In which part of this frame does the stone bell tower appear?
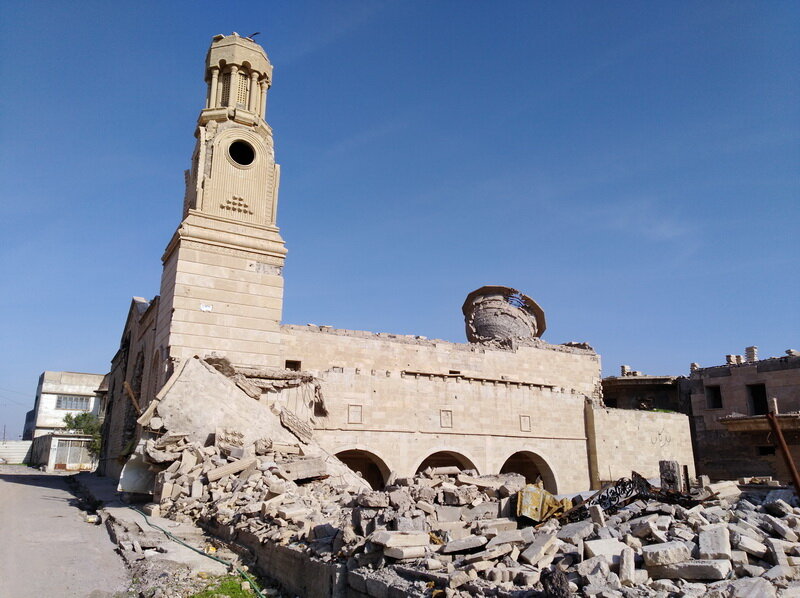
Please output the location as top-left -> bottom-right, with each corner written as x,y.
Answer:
155,33 -> 286,370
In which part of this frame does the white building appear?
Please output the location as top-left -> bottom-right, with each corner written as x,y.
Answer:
23,371 -> 105,440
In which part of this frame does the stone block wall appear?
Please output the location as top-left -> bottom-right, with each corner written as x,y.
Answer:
585,405 -> 695,489
278,325 -> 601,494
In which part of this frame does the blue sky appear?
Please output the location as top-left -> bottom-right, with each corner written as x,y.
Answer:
0,2 -> 797,438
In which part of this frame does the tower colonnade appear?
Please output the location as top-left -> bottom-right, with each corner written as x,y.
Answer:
206,63 -> 270,117
203,33 -> 273,119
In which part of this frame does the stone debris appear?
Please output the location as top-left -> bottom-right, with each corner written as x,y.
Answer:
129,361 -> 800,596
136,425 -> 800,597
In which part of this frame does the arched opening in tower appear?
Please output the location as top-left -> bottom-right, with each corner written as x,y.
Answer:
499,451 -> 557,493
335,450 -> 389,490
415,451 -> 477,474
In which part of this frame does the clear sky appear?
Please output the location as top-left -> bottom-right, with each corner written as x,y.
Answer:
0,2 -> 797,439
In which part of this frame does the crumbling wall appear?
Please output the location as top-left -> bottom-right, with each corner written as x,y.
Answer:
278,325 -> 601,493
689,355 -> 800,480
280,325 -> 600,398
585,404 -> 695,489
99,297 -> 160,479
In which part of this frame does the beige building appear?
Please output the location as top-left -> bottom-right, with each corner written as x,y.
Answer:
688,347 -> 800,481
99,33 -> 694,493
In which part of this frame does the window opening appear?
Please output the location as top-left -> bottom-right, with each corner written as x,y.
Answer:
55,395 -> 91,411
220,72 -> 231,106
705,386 -> 723,409
748,384 -> 768,415
237,72 -> 249,106
229,140 -> 255,166
285,360 -> 301,371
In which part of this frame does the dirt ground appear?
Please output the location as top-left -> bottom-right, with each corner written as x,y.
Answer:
0,464 -> 131,598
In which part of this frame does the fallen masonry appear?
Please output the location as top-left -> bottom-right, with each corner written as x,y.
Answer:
116,358 -> 800,596
133,437 -> 800,597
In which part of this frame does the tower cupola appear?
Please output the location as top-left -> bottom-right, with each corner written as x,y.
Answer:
203,33 -> 273,123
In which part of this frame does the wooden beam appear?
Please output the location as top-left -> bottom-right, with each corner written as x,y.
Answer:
123,381 -> 142,415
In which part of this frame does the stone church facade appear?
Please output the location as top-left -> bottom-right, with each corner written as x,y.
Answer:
99,34 -> 694,494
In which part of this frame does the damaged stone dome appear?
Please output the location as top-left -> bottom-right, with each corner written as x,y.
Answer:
462,285 -> 546,344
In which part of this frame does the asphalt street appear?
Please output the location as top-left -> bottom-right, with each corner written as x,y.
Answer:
0,464 -> 130,598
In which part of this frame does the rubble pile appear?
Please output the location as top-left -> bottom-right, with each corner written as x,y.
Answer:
127,359 -> 800,595
143,434 -> 800,597
148,431 -> 365,551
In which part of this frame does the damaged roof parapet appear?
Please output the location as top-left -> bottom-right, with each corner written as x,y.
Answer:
205,354 -> 327,415
462,285 -> 546,346
280,324 -> 596,355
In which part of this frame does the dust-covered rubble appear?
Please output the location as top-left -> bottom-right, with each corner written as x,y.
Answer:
119,358 -> 800,596
137,432 -> 800,596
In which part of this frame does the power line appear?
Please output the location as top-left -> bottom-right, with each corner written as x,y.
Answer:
0,386 -> 30,397
0,393 -> 30,407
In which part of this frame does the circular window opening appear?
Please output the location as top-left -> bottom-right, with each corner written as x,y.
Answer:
229,140 -> 255,166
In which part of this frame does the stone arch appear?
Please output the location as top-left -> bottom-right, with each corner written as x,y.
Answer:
499,450 -> 558,493
415,450 -> 479,475
335,449 -> 391,490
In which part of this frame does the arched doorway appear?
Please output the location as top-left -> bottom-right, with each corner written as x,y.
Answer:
499,451 -> 557,493
415,451 -> 477,474
335,450 -> 390,490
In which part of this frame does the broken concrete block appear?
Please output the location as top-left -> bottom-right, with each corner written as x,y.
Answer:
642,541 -> 691,566
441,535 -> 487,554
730,549 -> 748,566
647,559 -> 732,581
190,480 -> 204,498
178,451 -> 197,474
631,520 -> 659,539
698,523 -> 732,560
277,504 -> 310,522
766,514 -> 799,542
576,555 -> 611,578
434,504 -> 463,522
651,579 -> 680,593
735,534 -> 768,559
206,457 -> 257,482
705,480 -> 742,502
519,532 -> 557,566
279,457 -> 327,481
623,533 -> 642,551
763,565 -> 797,582
425,558 -> 442,570
462,502 -> 498,521
558,519 -> 594,544
448,570 -> 471,589
477,518 -> 518,535
429,520 -> 471,540
371,531 -> 430,548
415,500 -> 435,515
589,504 -> 606,527
485,529 -> 526,549
357,491 -> 390,508
724,577 -> 777,598
384,545 -> 428,560
764,495 -> 795,515
618,547 -> 635,586
463,543 -> 513,564
584,538 -> 628,566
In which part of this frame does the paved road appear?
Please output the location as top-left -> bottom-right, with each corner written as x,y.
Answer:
0,464 -> 130,598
